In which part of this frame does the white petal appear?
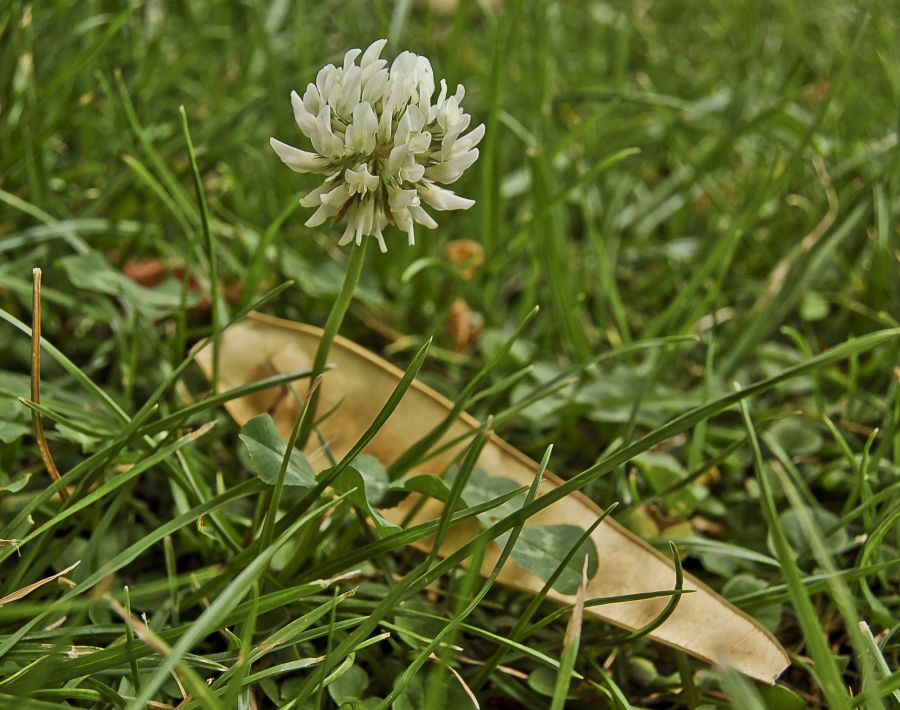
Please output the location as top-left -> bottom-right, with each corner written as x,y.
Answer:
299,182 -> 331,207
343,48 -> 362,71
321,183 -> 350,207
305,184 -> 348,226
337,66 -> 362,116
344,113 -> 376,156
302,83 -> 322,115
466,123 -> 486,146
410,204 -> 438,229
361,39 -> 387,67
436,96 -> 459,131
291,90 -> 318,137
377,95 -> 396,143
305,203 -> 333,227
312,106 -> 343,157
371,217 -> 388,251
400,162 -> 425,183
354,102 -> 378,153
390,51 -> 415,78
396,105 -> 426,146
388,188 -> 419,210
425,148 -> 479,184
435,79 -> 448,106
454,123 -> 485,153
408,131 -> 431,154
387,53 -> 419,108
415,56 -> 435,106
361,60 -> 385,83
312,106 -> 330,152
355,200 -> 375,244
338,213 -> 356,246
392,207 -> 416,246
384,145 -> 409,180
418,182 -> 475,211
361,67 -> 388,104
337,203 -> 359,244
269,137 -> 327,174
316,64 -> 337,97
361,199 -> 375,232
345,164 -> 379,195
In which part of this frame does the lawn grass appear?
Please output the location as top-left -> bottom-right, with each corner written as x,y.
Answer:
1,0 -> 899,707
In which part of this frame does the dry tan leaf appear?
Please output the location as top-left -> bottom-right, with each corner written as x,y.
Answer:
446,239 -> 485,278
121,257 -> 176,287
446,298 -> 483,353
194,312 -> 789,682
0,560 -> 80,606
119,256 -> 245,314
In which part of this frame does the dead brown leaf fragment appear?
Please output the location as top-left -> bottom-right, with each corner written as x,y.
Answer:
446,239 -> 485,278
118,256 -> 244,315
0,560 -> 80,606
446,299 -> 483,352
194,312 -> 789,683
30,268 -> 67,499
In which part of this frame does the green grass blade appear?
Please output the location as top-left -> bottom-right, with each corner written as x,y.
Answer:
738,397 -> 850,709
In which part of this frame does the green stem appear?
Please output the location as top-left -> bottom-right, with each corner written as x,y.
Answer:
298,239 -> 368,447
675,651 -> 700,708
259,376 -> 321,552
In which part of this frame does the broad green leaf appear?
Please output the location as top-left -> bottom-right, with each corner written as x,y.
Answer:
512,525 -> 598,596
758,684 -> 808,710
332,467 -> 400,535
445,465 -> 525,528
0,393 -> 29,444
576,368 -> 703,426
328,665 -> 369,706
0,421 -> 29,444
529,667 -> 571,698
0,473 -> 30,493
349,454 -> 391,506
633,451 -> 701,517
767,419 -> 823,457
391,673 -> 475,710
394,474 -> 453,503
775,506 -> 849,557
282,252 -> 385,307
445,466 -> 598,594
239,414 -> 316,487
59,252 -> 196,318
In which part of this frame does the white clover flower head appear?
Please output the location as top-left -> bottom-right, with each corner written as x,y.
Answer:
270,39 -> 483,252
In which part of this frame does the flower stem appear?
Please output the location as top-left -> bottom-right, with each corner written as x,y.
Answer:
298,239 -> 368,447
